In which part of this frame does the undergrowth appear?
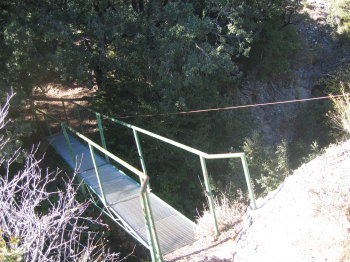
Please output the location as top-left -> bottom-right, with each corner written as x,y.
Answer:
328,85 -> 350,134
195,192 -> 247,239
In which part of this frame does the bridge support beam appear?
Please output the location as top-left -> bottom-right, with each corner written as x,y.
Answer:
240,154 -> 257,210
96,113 -> 109,163
88,143 -> 108,206
133,128 -> 163,262
200,156 -> 220,238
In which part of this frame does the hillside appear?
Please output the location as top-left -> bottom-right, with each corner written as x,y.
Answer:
165,139 -> 350,261
235,139 -> 350,261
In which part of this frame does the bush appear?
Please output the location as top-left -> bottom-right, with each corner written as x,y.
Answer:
241,132 -> 291,197
330,0 -> 350,39
195,192 -> 247,239
0,94 -> 119,261
328,86 -> 350,134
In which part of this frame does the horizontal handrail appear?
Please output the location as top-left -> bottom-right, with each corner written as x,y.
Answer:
34,107 -> 150,193
64,124 -> 149,192
34,103 -> 254,198
205,152 -> 244,159
34,104 -> 165,261
33,99 -> 257,256
66,101 -> 246,159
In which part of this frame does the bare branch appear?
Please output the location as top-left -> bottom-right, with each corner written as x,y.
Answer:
0,93 -> 120,261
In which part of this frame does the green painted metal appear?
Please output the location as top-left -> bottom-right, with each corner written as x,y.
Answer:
96,113 -> 109,162
199,156 -> 219,237
133,129 -> 148,176
61,123 -> 75,164
32,100 -> 257,257
74,105 -> 84,134
30,101 -> 40,130
61,99 -> 69,124
43,114 -> 52,136
64,101 -> 258,218
65,125 -> 148,181
133,128 -> 163,262
70,101 -> 207,156
240,154 -> 257,210
88,143 -> 108,206
140,185 -> 159,262
64,125 -> 162,261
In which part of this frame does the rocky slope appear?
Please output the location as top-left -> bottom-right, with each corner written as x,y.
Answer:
233,139 -> 350,262
166,139 -> 349,262
240,0 -> 350,145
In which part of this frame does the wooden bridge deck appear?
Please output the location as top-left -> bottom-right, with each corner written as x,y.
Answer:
48,133 -> 196,255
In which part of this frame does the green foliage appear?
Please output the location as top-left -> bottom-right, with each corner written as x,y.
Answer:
0,231 -> 22,262
318,63 -> 350,94
289,100 -> 334,168
309,63 -> 350,138
328,86 -> 350,135
240,132 -> 291,197
246,20 -> 300,79
0,0 -> 303,216
330,0 -> 350,39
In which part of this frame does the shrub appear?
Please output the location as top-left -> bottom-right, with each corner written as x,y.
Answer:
241,132 -> 291,197
195,192 -> 247,239
330,0 -> 350,39
0,94 -> 119,261
328,85 -> 350,134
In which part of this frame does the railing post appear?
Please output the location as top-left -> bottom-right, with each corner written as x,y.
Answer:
30,101 -> 40,130
200,156 -> 219,237
240,154 -> 257,210
96,113 -> 109,162
61,123 -> 88,196
61,99 -> 69,124
74,105 -> 84,134
133,128 -> 163,262
43,114 -> 52,136
132,129 -> 148,176
61,123 -> 75,164
140,189 -> 161,262
88,143 -> 108,206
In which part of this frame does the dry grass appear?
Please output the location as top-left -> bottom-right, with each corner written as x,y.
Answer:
328,85 -> 350,134
340,207 -> 350,262
195,192 -> 247,239
341,237 -> 350,262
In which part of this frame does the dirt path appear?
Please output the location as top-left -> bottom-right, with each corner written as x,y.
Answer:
32,84 -> 97,135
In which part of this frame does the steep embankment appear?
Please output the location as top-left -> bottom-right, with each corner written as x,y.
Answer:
233,139 -> 350,262
240,0 -> 350,145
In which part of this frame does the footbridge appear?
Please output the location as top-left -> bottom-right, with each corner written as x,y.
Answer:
31,99 -> 256,262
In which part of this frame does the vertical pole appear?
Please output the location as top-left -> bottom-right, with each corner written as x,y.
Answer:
88,143 -> 107,206
61,123 -> 87,196
75,105 -> 84,134
133,129 -> 148,175
140,190 -> 157,262
30,101 -> 39,127
61,99 -> 69,124
61,123 -> 75,164
240,154 -> 257,210
96,113 -> 109,162
200,156 -> 219,237
44,114 -> 52,136
133,129 -> 163,262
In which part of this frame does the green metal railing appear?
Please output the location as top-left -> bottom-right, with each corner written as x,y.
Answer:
32,99 -> 257,261
33,107 -> 163,262
67,100 -> 257,233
